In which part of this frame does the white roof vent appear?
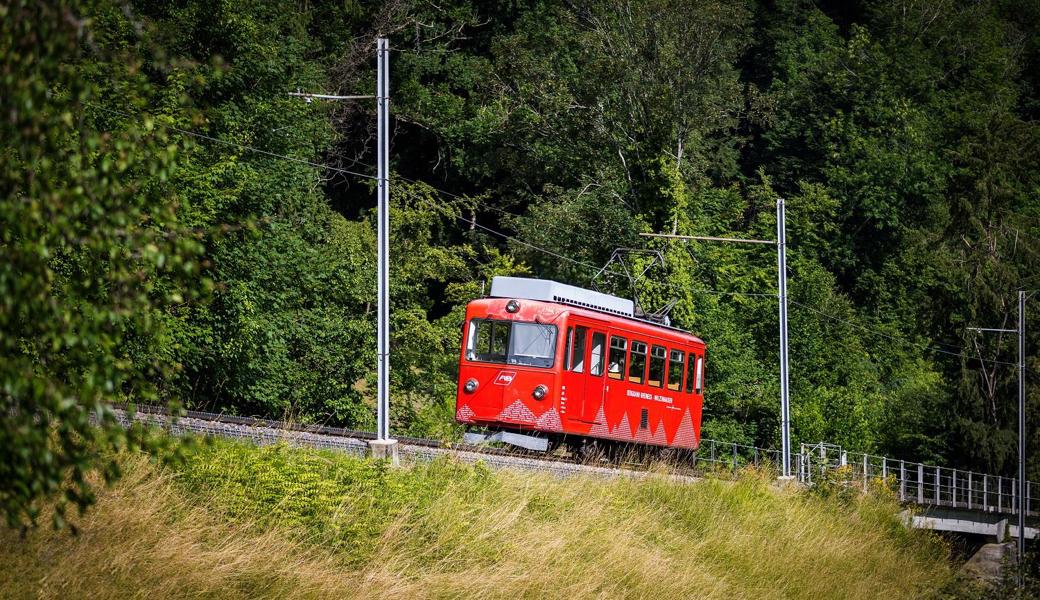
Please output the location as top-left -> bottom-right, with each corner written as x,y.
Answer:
489,276 -> 634,317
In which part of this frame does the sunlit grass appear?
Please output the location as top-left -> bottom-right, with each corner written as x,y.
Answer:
0,440 -> 956,599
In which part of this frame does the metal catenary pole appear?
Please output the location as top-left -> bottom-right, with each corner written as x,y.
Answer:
1017,290 -> 1025,564
640,197 -> 792,477
376,37 -> 391,441
776,198 -> 791,476
968,291 -> 1028,568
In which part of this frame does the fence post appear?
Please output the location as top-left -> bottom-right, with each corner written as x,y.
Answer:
968,473 -> 973,510
918,464 -> 924,504
984,475 -> 988,512
862,454 -> 868,491
1012,478 -> 1017,513
806,446 -> 812,485
882,457 -> 888,481
935,467 -> 940,504
733,444 -> 738,475
999,477 -> 1003,513
900,461 -> 905,502
953,470 -> 957,508
798,444 -> 804,483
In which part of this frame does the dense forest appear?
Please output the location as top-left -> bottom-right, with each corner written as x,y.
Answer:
4,0 -> 1040,523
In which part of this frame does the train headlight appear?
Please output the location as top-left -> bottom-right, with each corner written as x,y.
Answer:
532,384 -> 548,400
506,299 -> 520,313
464,378 -> 479,394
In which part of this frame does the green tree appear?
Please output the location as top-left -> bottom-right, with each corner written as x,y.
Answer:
27,0 -> 1039,480
0,0 -> 204,528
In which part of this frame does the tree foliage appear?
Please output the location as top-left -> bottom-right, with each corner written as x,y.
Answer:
5,0 -> 1040,527
0,0 -> 204,528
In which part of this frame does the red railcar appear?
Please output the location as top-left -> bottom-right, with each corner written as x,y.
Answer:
455,277 -> 705,453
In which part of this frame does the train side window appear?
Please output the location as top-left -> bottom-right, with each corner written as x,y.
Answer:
648,345 -> 666,387
590,332 -> 606,376
685,352 -> 696,393
568,326 -> 587,373
695,354 -> 704,394
607,336 -> 627,380
628,341 -> 647,384
667,349 -> 684,391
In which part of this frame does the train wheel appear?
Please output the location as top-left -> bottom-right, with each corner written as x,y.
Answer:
574,440 -> 606,464
613,443 -> 646,465
656,447 -> 677,465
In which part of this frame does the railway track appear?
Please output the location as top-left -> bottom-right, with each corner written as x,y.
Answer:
110,405 -> 701,482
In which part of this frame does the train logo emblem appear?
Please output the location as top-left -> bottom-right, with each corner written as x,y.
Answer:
494,371 -> 517,385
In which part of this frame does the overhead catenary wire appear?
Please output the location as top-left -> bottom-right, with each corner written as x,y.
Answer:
790,300 -> 1017,367
93,102 -> 1016,369
455,205 -> 1012,367
393,174 -> 781,299
454,208 -> 1017,367
87,103 -> 379,182
454,212 -> 777,299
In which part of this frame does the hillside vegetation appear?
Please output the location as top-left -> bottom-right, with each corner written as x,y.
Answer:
4,0 -> 1040,530
0,440 -> 960,599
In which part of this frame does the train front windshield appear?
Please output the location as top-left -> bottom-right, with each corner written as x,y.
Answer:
466,319 -> 557,368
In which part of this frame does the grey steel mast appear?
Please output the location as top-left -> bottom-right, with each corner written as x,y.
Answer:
968,290 -> 1028,567
376,37 -> 391,442
777,198 -> 791,477
1017,289 -> 1025,565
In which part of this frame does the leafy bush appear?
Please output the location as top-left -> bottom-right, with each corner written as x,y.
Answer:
0,0 -> 205,529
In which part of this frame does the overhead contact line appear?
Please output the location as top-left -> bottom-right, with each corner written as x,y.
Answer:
92,102 -> 1010,367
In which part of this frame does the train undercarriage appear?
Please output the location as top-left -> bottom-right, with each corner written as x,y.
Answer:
463,425 -> 693,464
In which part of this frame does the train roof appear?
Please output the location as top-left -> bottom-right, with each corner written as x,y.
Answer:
490,276 -> 634,317
487,276 -> 702,342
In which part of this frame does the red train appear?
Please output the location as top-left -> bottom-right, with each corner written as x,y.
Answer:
455,277 -> 705,456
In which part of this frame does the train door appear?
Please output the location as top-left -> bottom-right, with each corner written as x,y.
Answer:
560,324 -> 588,421
581,328 -> 608,422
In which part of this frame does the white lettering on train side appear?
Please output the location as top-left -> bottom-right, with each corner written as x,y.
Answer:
624,389 -> 673,404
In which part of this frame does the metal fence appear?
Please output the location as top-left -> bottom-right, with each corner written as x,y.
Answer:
797,442 -> 1037,517
684,438 -> 1037,517
686,438 -> 787,475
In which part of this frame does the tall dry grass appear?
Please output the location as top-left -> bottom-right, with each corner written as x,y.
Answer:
0,442 -> 955,599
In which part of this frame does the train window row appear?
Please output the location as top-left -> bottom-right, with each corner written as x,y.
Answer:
467,319 -> 704,395
567,326 -> 703,395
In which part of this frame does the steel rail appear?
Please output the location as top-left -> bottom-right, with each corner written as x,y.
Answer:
113,404 -> 686,473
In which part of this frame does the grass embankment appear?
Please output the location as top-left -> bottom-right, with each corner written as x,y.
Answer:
1,440 -> 956,599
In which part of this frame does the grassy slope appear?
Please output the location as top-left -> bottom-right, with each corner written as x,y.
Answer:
0,440 -> 957,599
